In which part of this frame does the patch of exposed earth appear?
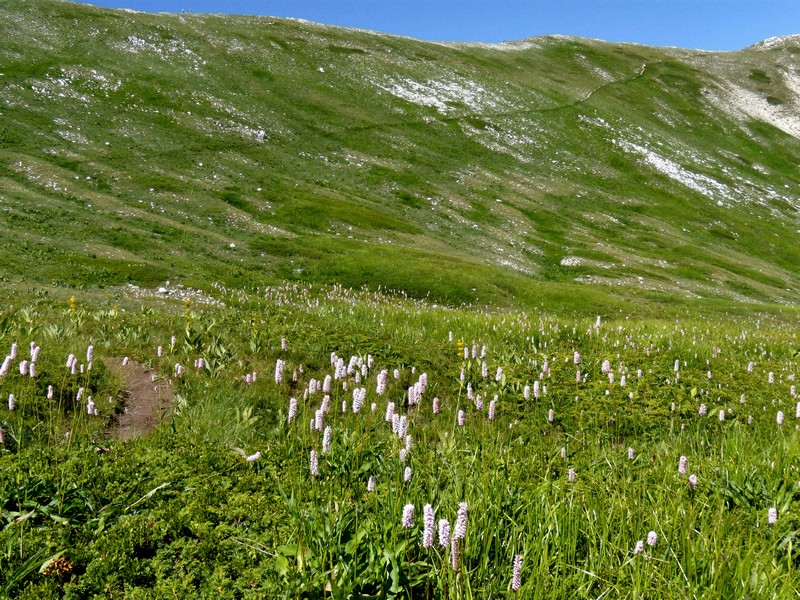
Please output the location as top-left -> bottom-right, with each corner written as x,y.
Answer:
108,359 -> 173,441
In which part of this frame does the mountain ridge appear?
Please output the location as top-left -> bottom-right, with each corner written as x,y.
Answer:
1,0 -> 800,311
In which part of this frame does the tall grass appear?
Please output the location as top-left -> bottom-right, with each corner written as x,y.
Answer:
0,284 -> 799,597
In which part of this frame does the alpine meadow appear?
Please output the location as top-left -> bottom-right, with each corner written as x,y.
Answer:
1,1 -> 800,598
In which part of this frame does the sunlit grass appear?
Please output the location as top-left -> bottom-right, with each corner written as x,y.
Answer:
0,284 -> 798,597
1,1 -> 800,309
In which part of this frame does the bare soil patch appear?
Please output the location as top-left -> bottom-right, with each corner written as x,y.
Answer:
108,359 -> 173,441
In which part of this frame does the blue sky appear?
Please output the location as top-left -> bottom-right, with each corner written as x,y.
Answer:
77,1 -> 799,51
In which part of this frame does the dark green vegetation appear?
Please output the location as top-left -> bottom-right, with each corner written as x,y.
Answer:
1,1 -> 800,310
1,287 -> 800,598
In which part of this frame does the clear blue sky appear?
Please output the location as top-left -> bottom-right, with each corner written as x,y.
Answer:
76,1 -> 799,51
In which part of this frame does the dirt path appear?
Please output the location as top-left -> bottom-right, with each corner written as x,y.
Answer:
108,359 -> 173,441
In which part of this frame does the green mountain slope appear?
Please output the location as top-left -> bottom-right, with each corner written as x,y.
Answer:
2,0 -> 800,309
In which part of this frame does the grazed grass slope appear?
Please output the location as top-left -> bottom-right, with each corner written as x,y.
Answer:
1,1 -> 800,310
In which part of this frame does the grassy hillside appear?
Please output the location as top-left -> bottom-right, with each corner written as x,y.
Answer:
1,1 -> 800,311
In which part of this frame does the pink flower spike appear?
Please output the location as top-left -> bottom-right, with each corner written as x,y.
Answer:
454,502 -> 468,539
322,427 -> 332,454
438,519 -> 450,547
422,504 -> 435,549
450,537 -> 459,572
511,554 -> 523,591
402,504 -> 414,528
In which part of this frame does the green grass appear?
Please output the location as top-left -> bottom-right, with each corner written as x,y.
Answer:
1,9 -> 800,595
0,1 -> 799,311
1,285 -> 799,598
